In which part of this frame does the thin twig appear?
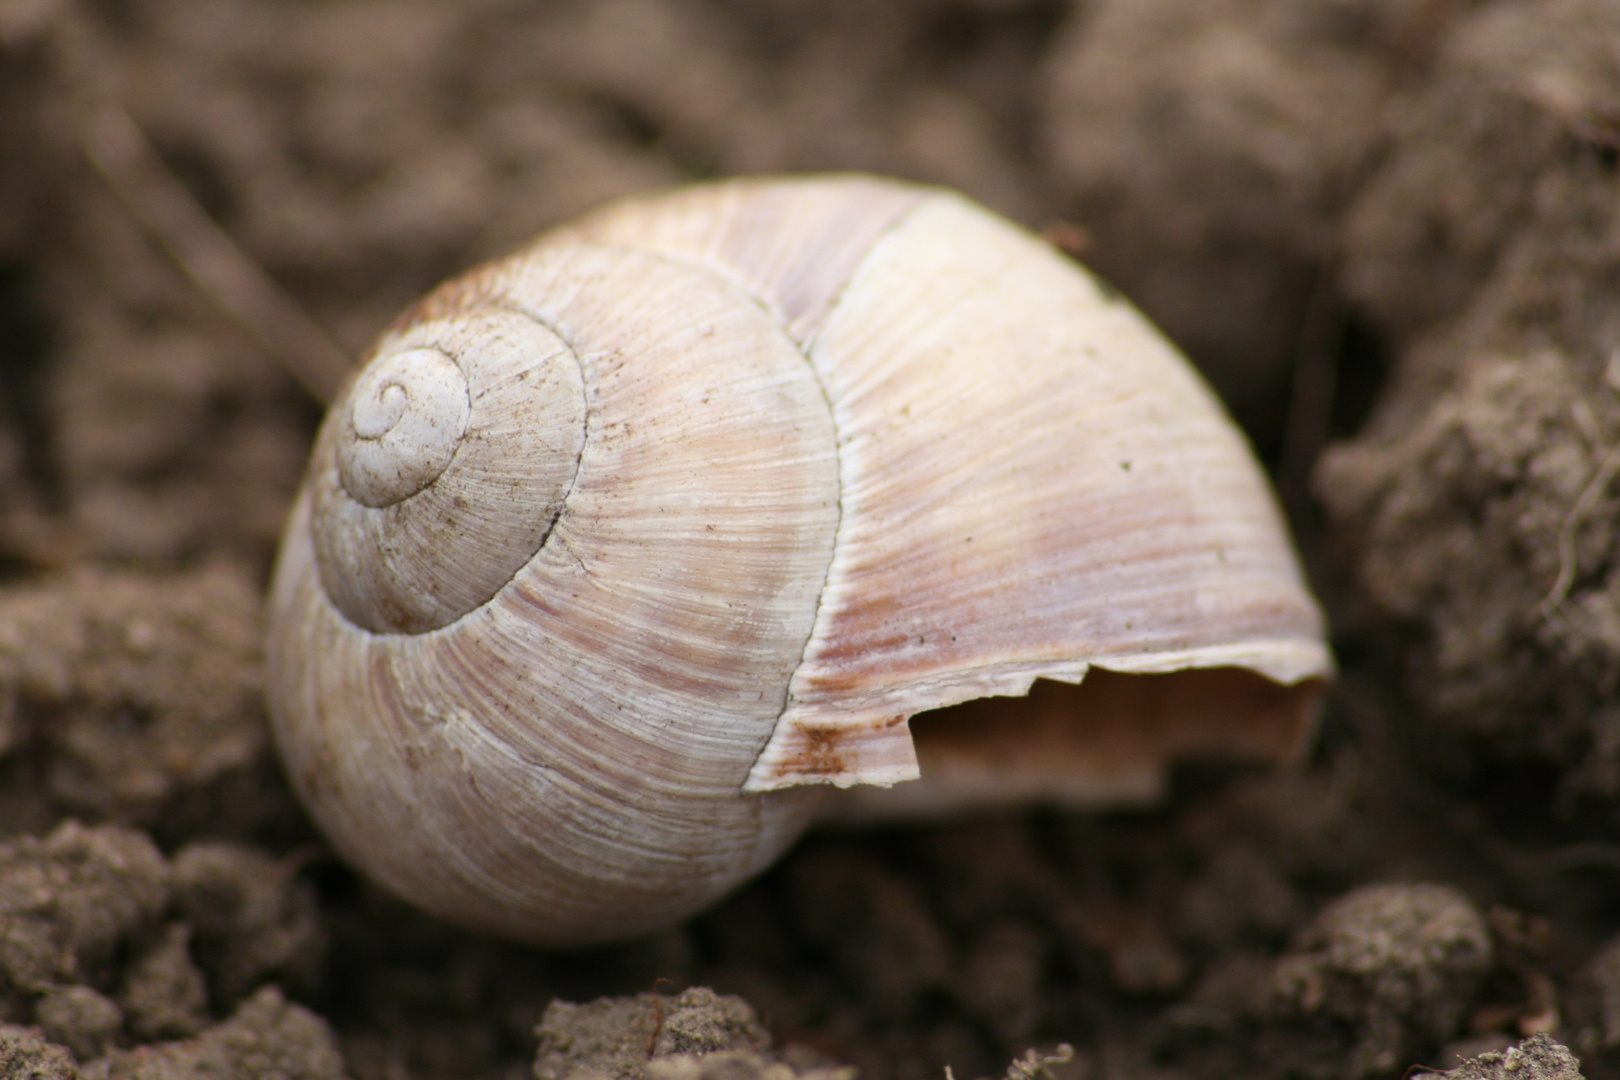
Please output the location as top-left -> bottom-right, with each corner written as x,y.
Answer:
79,102 -> 352,404
1537,437 -> 1620,620
51,2 -> 351,404
1004,1044 -> 1075,1080
645,977 -> 677,1056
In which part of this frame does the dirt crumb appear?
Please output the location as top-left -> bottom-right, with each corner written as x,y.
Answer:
34,986 -> 123,1063
653,988 -> 771,1058
169,842 -> 324,1008
643,1052 -> 853,1080
786,850 -> 953,1015
0,821 -> 169,993
535,987 -> 842,1080
1176,841 -> 1306,946
81,985 -> 346,1080
117,923 -> 210,1042
1341,0 -> 1620,348
1317,351 -> 1617,758
1318,0 -> 1620,798
1274,883 -> 1495,1078
1041,0 -> 1395,441
0,566 -> 280,838
1445,1033 -> 1584,1080
951,920 -> 1046,1042
0,1022 -> 79,1080
1570,935 -> 1620,1056
0,817 -> 341,1069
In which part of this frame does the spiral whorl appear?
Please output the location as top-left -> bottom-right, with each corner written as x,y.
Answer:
308,308 -> 587,634
337,348 -> 471,508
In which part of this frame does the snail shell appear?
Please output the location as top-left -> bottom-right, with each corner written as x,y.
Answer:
266,175 -> 1332,947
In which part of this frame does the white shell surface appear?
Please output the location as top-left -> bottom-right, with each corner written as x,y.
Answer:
270,243 -> 840,944
756,194 -> 1329,789
268,175 -> 1333,946
337,347 -> 471,507
563,175 -> 928,341
311,310 -> 588,633
572,179 -> 1330,792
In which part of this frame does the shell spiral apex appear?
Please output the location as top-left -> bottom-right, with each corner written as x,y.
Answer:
266,174 -> 1333,947
336,347 -> 470,508
310,309 -> 587,634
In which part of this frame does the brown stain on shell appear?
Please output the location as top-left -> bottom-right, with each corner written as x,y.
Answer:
775,714 -> 910,779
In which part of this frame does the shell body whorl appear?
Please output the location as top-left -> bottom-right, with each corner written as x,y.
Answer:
266,175 -> 1332,946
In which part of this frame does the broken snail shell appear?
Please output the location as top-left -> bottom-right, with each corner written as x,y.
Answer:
265,175 -> 1333,948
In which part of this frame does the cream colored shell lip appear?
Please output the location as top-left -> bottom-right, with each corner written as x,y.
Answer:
266,173 -> 1333,947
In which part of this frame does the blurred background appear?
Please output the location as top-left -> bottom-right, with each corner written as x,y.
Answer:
0,0 -> 1416,576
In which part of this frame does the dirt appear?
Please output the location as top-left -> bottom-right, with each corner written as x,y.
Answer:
2,0 -> 1620,1078
1447,1034 -> 1585,1080
1318,0 -> 1620,804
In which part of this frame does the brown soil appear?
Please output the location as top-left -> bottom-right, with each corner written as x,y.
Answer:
1,1 -> 1619,1079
